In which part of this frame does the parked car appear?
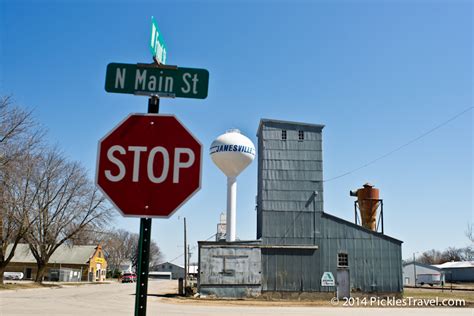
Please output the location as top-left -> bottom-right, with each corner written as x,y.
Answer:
4,272 -> 24,280
121,272 -> 137,283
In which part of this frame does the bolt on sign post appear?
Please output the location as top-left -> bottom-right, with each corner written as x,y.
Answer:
98,16 -> 208,316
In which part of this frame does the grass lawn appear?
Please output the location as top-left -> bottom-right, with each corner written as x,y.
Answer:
404,288 -> 473,304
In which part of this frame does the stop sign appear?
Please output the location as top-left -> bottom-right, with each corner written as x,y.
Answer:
96,114 -> 202,218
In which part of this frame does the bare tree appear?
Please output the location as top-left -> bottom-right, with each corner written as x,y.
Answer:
466,223 -> 474,243
129,235 -> 162,271
103,228 -> 162,274
0,96 -> 44,283
149,240 -> 163,269
25,148 -> 112,282
129,233 -> 140,271
418,249 -> 443,264
461,246 -> 473,261
441,247 -> 463,263
102,229 -> 135,274
67,223 -> 110,246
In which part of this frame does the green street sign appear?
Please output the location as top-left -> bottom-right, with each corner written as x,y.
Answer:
150,17 -> 167,64
105,63 -> 209,99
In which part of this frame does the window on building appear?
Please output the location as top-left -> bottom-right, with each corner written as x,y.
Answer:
298,130 -> 304,141
338,253 -> 349,267
98,252 -> 102,258
281,130 -> 287,140
162,264 -> 165,269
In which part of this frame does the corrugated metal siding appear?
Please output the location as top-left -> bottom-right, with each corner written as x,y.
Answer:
262,170 -> 323,181
261,216 -> 403,293
261,211 -> 314,244
199,246 -> 261,285
262,160 -> 322,170
262,190 -> 320,201
262,180 -> 323,191
256,129 -> 264,239
263,140 -> 322,151
198,244 -> 262,298
443,268 -> 474,282
257,122 -> 324,244
262,248 -> 320,292
316,215 -> 402,293
263,150 -> 323,161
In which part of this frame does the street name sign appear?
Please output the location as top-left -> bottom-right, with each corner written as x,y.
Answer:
150,16 -> 167,64
321,272 -> 335,286
105,63 -> 209,99
96,114 -> 202,218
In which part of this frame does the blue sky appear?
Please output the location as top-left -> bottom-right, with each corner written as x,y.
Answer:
1,0 -> 472,265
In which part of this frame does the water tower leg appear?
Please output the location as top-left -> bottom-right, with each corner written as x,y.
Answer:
226,176 -> 237,242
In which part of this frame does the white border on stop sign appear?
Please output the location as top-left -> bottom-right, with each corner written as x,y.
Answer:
95,113 -> 203,218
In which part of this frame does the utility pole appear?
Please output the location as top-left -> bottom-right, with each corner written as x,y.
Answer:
184,217 -> 187,292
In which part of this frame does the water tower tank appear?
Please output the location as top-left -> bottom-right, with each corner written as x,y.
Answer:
210,129 -> 255,241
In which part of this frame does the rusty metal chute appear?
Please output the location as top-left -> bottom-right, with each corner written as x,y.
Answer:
350,183 -> 384,233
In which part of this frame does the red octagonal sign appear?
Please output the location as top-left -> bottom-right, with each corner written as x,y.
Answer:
96,114 -> 202,218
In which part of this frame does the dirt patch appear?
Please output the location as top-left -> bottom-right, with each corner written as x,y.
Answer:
0,282 -> 60,291
60,281 -> 111,287
158,295 -> 335,307
155,287 -> 473,308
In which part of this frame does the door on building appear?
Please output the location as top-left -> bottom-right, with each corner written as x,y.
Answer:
337,269 -> 350,299
25,268 -> 32,280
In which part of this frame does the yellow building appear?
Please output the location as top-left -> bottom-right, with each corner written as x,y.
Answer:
88,245 -> 107,282
6,244 -> 107,282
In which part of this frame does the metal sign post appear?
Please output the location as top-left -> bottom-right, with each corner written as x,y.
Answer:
135,218 -> 152,316
135,96 -> 159,316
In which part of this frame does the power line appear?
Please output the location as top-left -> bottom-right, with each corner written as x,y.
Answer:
167,232 -> 216,264
324,106 -> 473,183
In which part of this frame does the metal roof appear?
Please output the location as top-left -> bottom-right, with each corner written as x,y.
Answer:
321,212 -> 403,244
403,261 -> 442,271
433,261 -> 474,269
157,261 -> 184,269
8,244 -> 98,265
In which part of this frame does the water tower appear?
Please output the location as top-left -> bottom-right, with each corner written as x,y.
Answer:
210,129 -> 255,242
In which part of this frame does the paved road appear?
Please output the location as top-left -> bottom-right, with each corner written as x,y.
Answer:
0,281 -> 471,316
